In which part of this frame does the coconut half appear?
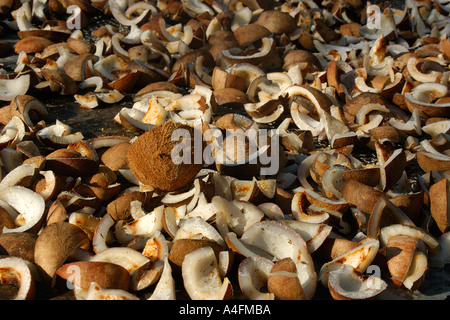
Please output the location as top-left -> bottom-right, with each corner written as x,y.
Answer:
0,75 -> 30,101
84,282 -> 139,300
148,257 -> 176,300
182,246 -> 233,300
327,264 -> 387,300
174,217 -> 226,247
429,232 -> 450,268
240,220 -> 317,299
281,220 -> 332,253
0,256 -> 35,300
319,238 -> 380,286
90,247 -> 150,274
0,186 -> 45,234
379,224 -> 441,255
237,255 -> 275,300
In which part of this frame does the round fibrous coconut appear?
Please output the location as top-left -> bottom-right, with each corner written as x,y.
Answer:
128,121 -> 204,191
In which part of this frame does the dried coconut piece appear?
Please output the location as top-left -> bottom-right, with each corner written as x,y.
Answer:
429,232 -> 450,268
404,83 -> 450,119
429,178 -> 450,233
0,75 -> 31,101
182,246 -> 233,300
56,261 -> 130,293
238,255 -> 275,300
84,282 -> 139,300
267,257 -> 306,300
6,95 -> 48,130
36,120 -> 83,148
386,234 -> 426,289
148,258 -> 176,300
0,256 -> 35,300
240,220 -> 317,300
327,264 -> 387,300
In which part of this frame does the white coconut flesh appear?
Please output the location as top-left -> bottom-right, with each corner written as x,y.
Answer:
0,186 -> 45,233
124,204 -> 164,237
237,256 -> 274,300
148,258 -> 176,300
182,246 -> 231,300
282,220 -> 332,253
0,256 -> 34,300
429,232 -> 450,268
0,163 -> 36,191
92,213 -> 115,253
319,239 -> 380,286
85,282 -> 139,300
328,264 -> 387,299
379,224 -> 441,255
90,247 -> 150,273
0,75 -> 30,101
403,250 -> 428,290
174,217 -> 226,247
240,220 -> 317,300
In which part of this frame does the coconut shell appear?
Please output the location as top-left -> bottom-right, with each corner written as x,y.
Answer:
390,191 -> 424,222
380,149 -> 406,191
34,222 -> 90,283
405,93 -> 450,119
341,167 -> 380,188
17,29 -> 70,42
40,68 -> 78,95
14,36 -> 54,54
267,257 -> 305,300
106,190 -> 152,221
233,23 -> 271,47
66,37 -> 94,55
168,238 -> 225,268
386,235 -> 420,286
255,10 -> 297,35
82,165 -> 117,188
340,23 -> 362,37
56,261 -> 130,291
127,121 -> 204,191
0,232 -> 37,262
208,30 -> 239,60
314,237 -> 360,262
343,93 -> 392,124
341,179 -> 387,214
283,50 -> 322,75
429,178 -> 450,233
417,150 -> 450,173
208,30 -> 238,47
45,199 -> 68,226
297,31 -> 316,51
315,19 -> 339,43
63,53 -> 98,82
0,206 -> 15,233
101,142 -> 131,171
45,148 -> 99,177
211,67 -> 247,92
135,82 -> 179,98
213,88 -> 249,109
171,48 -> 214,74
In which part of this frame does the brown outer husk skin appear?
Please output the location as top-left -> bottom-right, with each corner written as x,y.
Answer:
127,121 -> 204,192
